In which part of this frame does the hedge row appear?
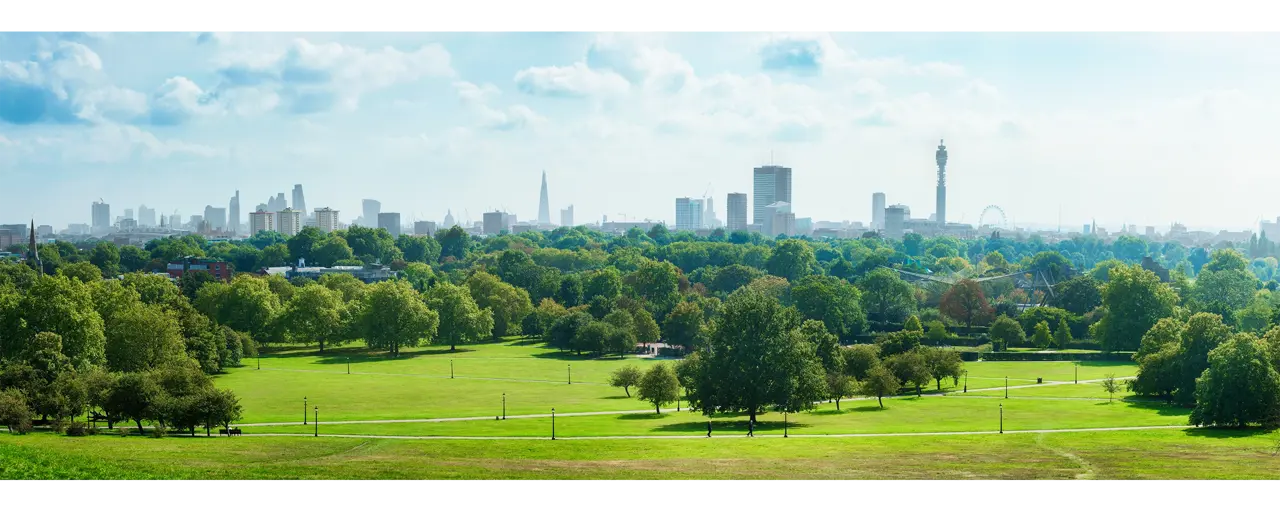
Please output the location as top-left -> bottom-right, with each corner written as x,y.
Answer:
977,351 -> 1136,362
849,333 -> 1102,352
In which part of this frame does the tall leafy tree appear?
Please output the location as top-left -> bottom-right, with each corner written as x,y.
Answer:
939,279 -> 992,327
359,280 -> 439,356
425,281 -> 494,351
1190,333 -> 1280,428
14,275 -> 106,368
310,236 -> 355,267
287,226 -> 326,264
765,239 -> 817,282
637,363 -> 681,414
465,271 -> 532,339
397,234 -> 442,264
434,225 -> 469,263
88,242 -> 120,277
662,301 -> 704,352
1095,264 -> 1177,352
860,366 -> 900,409
858,268 -> 916,323
104,304 -> 187,373
609,365 -> 642,397
1050,275 -> 1102,315
790,275 -> 867,341
277,284 -> 347,352
683,288 -> 827,422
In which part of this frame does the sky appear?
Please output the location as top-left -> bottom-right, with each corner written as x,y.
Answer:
3,31 -> 1280,232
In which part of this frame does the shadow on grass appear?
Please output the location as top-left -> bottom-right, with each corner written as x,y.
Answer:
851,405 -> 888,412
305,347 -> 478,365
530,351 -> 629,362
1115,400 -> 1194,417
651,420 -> 811,433
812,409 -> 852,416
1183,426 -> 1276,439
604,395 -> 633,400
618,413 -> 668,420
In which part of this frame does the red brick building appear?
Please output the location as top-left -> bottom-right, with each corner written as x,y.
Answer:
166,258 -> 232,282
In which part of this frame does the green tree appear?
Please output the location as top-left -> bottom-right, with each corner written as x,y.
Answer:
1203,249 -> 1249,273
1032,320 -> 1053,349
662,301 -> 704,352
1100,373 -> 1121,403
426,281 -> 494,351
841,344 -> 881,380
765,239 -> 817,282
925,321 -> 950,345
118,245 -> 150,273
106,372 -> 162,434
1190,334 -> 1280,427
1050,275 -> 1102,315
709,264 -> 764,295
624,260 -> 681,314
609,365 -> 643,397
682,288 -> 827,423
885,349 -> 932,396
397,234 -> 442,264
258,243 -> 290,268
631,308 -> 661,346
310,236 -> 355,267
104,304 -> 187,373
277,284 -> 347,352
989,315 -> 1025,351
798,319 -> 844,375
858,268 -> 916,323
465,271 -> 532,339
572,321 -> 611,355
637,363 -> 680,414
14,275 -> 106,368
88,242 -> 121,277
0,388 -> 30,432
939,279 -> 992,327
790,275 -> 867,341
194,387 -> 243,437
1174,312 -> 1232,405
287,226 -> 326,264
319,273 -> 367,303
860,365 -> 900,408
194,275 -> 281,339
1095,264 -> 1177,352
1194,265 -> 1258,317
359,280 -> 439,356
434,225 -> 469,262
903,315 -> 923,332
826,372 -> 857,410
921,346 -> 963,390
55,261 -> 100,283
1054,317 -> 1072,349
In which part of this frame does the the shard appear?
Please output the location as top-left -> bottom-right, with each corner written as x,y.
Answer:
538,170 -> 550,225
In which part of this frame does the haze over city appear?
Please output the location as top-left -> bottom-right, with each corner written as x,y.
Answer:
3,32 -> 1280,232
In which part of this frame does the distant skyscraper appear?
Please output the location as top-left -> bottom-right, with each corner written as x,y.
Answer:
229,191 -> 241,234
276,208 -> 302,236
378,212 -> 401,237
414,221 -> 437,236
444,209 -> 456,228
138,205 -> 156,227
885,205 -> 908,239
204,206 -> 227,231
726,193 -> 748,232
292,184 -> 307,219
753,165 -> 792,225
762,202 -> 794,238
249,210 -> 276,235
935,140 -> 948,227
703,197 -> 719,229
675,197 -> 704,232
483,211 -> 511,235
872,192 -> 886,230
561,205 -> 574,227
124,208 -> 135,221
538,170 -> 551,225
168,214 -> 181,230
315,207 -> 340,233
362,199 -> 381,228
92,201 -> 111,231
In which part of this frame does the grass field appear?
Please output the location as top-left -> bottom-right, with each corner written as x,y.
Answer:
4,428 -> 1279,479
5,338 -> 1264,480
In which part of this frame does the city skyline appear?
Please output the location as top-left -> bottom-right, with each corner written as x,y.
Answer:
5,32 -> 1280,232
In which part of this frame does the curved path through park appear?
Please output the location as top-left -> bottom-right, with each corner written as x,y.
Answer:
233,375 -> 1136,428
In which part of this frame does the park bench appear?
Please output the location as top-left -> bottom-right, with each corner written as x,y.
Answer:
219,428 -> 243,436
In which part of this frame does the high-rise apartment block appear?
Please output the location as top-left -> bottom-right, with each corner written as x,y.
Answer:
362,199 -> 381,228
315,207 -> 340,233
292,185 -> 307,219
560,205 -> 574,227
92,201 -> 111,231
378,212 -> 401,237
138,205 -> 156,227
414,221 -> 437,236
249,210 -> 276,235
753,165 -> 792,225
204,206 -> 227,231
277,208 -> 302,236
726,193 -> 748,232
872,192 -> 886,230
229,191 -> 241,234
675,197 -> 704,232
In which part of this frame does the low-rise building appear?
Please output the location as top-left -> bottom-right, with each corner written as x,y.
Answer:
166,257 -> 232,282
284,265 -> 398,284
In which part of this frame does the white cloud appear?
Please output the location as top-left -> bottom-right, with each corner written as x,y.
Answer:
514,63 -> 630,98
454,81 -> 544,131
0,41 -> 147,125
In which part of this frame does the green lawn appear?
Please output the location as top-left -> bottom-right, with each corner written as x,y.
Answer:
4,428 -> 1278,479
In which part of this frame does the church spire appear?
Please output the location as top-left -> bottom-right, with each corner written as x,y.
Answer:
29,219 -> 43,276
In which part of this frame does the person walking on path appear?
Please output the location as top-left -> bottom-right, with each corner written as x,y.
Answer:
747,420 -> 754,437
706,420 -> 712,438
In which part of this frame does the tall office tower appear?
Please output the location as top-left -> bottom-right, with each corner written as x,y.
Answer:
249,210 -> 276,235
443,209 -> 456,228
378,212 -> 401,237
872,192 -> 886,230
703,197 -> 719,228
362,199 -> 381,228
315,207 -> 340,233
168,214 -> 181,229
537,170 -> 551,225
266,193 -> 288,213
762,202 -> 794,238
675,197 -> 704,232
189,215 -> 203,229
124,208 -> 135,221
752,165 -> 792,225
138,205 -> 156,227
935,140 -> 947,227
92,201 -> 111,230
561,205 -> 574,227
726,193 -> 748,232
483,211 -> 510,235
229,191 -> 241,234
203,206 -> 228,231
885,205 -> 908,239
276,208 -> 302,236
292,185 -> 307,219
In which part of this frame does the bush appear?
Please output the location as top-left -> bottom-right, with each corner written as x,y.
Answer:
50,418 -> 70,434
981,351 -> 1136,362
976,343 -> 993,354
66,421 -> 90,437
149,424 -> 167,438
9,418 -> 33,435
116,427 -> 130,437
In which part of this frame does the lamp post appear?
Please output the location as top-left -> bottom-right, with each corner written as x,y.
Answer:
346,357 -> 350,375
567,364 -> 572,385
257,353 -> 260,370
451,359 -> 454,379
784,411 -> 789,438
314,406 -> 318,437
999,403 -> 1003,434
303,396 -> 308,425
964,371 -> 968,393
1074,362 -> 1079,384
1005,376 -> 1008,399
551,408 -> 556,440
677,388 -> 681,412
502,393 -> 506,420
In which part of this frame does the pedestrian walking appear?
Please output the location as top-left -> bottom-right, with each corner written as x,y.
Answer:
706,420 -> 712,438
747,420 -> 754,437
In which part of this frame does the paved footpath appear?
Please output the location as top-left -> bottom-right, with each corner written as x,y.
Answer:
234,376 -> 1138,428
241,424 -> 1191,441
